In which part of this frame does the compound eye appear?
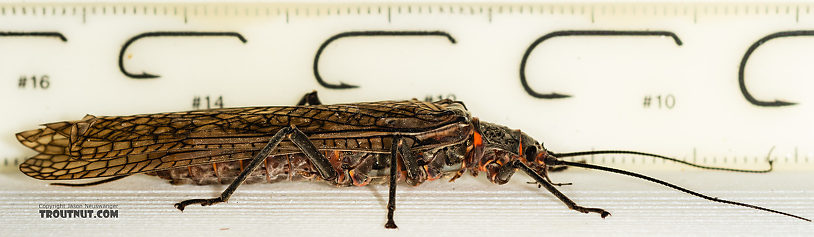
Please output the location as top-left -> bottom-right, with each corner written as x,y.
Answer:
524,145 -> 538,162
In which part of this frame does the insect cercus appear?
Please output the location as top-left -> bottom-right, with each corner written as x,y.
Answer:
15,91 -> 810,228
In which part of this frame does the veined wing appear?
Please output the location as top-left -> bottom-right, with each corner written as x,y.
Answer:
16,100 -> 467,180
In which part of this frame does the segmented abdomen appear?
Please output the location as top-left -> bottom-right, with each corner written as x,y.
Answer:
150,151 -> 382,186
149,144 -> 466,186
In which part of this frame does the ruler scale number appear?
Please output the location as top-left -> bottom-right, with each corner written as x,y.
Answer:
2,3 -> 814,169
17,75 -> 50,90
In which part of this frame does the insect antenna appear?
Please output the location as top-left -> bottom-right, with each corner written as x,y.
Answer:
51,175 -> 130,187
543,157 -> 811,222
550,150 -> 773,173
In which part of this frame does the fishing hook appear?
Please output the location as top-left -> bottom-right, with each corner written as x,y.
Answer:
118,31 -> 247,79
313,30 -> 457,89
738,30 -> 814,107
0,31 -> 67,41
520,30 -> 683,99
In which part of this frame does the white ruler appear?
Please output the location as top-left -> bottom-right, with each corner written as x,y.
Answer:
0,2 -> 812,236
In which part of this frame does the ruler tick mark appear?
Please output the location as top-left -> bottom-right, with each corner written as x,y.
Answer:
795,147 -> 798,163
591,7 -> 595,23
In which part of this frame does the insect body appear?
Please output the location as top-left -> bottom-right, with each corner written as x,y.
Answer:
15,92 -> 810,228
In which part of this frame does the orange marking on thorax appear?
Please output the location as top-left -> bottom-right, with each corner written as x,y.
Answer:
473,130 -> 483,147
517,133 -> 527,163
239,160 -> 244,172
473,130 -> 488,171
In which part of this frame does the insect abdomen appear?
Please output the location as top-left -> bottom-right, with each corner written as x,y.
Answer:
149,151 -> 383,186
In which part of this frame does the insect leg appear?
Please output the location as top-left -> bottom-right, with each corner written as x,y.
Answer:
296,91 -> 322,105
287,127 -> 337,180
543,161 -> 584,186
397,139 -> 424,185
385,136 -> 407,229
175,126 -> 294,211
512,160 -> 611,218
497,162 -> 571,186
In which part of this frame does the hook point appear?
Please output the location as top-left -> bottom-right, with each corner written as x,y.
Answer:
133,72 -> 160,79
773,100 -> 797,106
337,82 -> 359,89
